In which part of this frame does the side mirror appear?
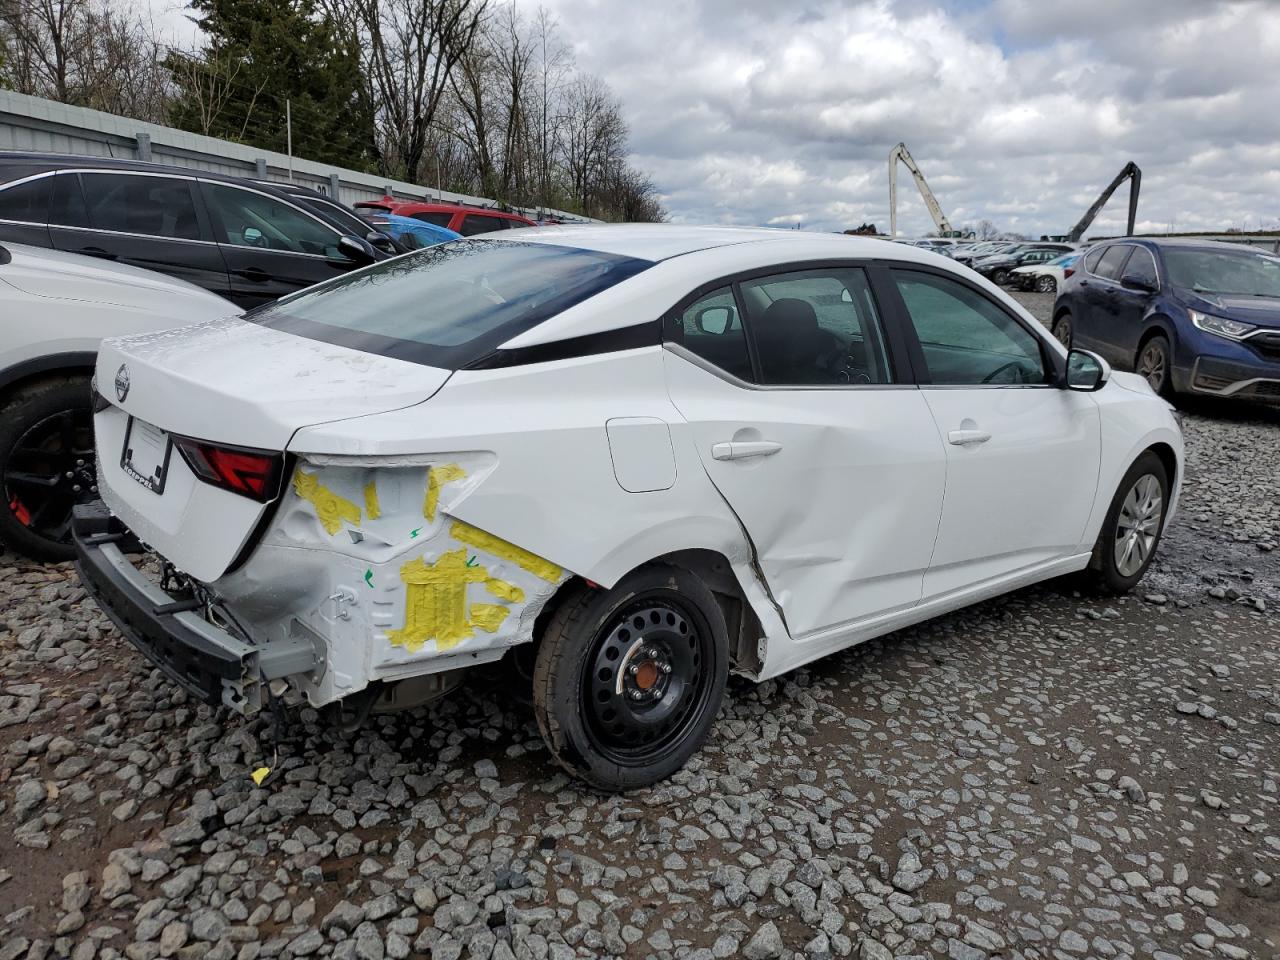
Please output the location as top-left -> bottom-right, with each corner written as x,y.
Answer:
367,231 -> 401,254
1066,348 -> 1110,392
337,234 -> 377,265
693,305 -> 734,335
1121,275 -> 1157,293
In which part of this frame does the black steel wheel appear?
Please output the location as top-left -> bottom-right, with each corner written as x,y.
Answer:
533,565 -> 728,791
0,376 -> 97,562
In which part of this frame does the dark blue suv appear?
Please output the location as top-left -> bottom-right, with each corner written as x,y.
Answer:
1051,238 -> 1280,402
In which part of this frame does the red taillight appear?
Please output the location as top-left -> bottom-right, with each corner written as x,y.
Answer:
173,438 -> 283,502
1063,267 -> 1075,279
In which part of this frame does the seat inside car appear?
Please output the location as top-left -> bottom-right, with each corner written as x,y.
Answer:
756,298 -> 841,384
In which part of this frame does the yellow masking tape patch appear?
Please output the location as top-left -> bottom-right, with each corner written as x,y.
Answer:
364,480 -> 381,520
294,471 -> 361,535
450,521 -> 562,582
388,548 -> 523,653
424,464 -> 467,521
469,603 -> 510,632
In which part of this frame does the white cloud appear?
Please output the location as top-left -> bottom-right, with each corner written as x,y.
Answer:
535,0 -> 1280,235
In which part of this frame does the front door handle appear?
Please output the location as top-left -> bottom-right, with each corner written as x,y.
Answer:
948,429 -> 991,446
238,267 -> 271,282
711,440 -> 782,461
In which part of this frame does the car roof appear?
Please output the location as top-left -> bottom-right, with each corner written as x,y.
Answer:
506,223 -> 923,262
381,199 -> 532,218
1115,237 -> 1277,256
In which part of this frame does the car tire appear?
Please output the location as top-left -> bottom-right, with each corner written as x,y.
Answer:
992,268 -> 1010,285
1051,311 -> 1073,348
532,564 -> 729,792
0,375 -> 97,563
1087,451 -> 1169,594
1035,275 -> 1056,293
1135,334 -> 1172,397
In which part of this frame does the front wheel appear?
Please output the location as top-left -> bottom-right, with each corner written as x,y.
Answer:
1087,451 -> 1169,593
1136,335 -> 1172,397
532,565 -> 728,791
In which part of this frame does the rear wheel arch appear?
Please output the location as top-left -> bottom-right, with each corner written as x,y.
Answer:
0,354 -> 96,404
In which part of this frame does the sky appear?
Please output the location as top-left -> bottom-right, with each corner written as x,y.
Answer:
531,0 -> 1280,237
145,0 -> 1280,237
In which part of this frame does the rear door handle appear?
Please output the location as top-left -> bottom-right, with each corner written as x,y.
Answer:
711,440 -> 782,461
948,429 -> 991,446
238,267 -> 270,282
79,246 -> 117,260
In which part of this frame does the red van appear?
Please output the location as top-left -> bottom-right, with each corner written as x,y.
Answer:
354,198 -> 536,236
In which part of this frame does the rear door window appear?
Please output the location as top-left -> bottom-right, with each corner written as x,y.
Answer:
1094,245 -> 1132,281
250,239 -> 651,368
0,176 -> 51,224
79,173 -> 204,240
459,214 -> 508,236
411,211 -> 454,227
48,173 -> 89,227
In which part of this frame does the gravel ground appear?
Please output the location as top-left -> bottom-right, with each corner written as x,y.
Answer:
2,289 -> 1278,960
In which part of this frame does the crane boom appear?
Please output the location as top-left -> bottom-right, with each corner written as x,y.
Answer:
889,142 -> 955,237
1069,161 -> 1141,242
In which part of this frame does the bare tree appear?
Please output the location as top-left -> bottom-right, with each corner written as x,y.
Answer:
326,0 -> 488,181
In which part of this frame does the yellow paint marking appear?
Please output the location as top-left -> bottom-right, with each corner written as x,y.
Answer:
450,520 -> 562,582
251,767 -> 271,786
388,549 -> 523,653
424,463 -> 467,521
469,603 -> 510,632
293,471 -> 361,535
364,480 -> 381,520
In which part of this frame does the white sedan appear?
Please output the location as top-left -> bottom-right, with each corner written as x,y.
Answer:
75,226 -> 1182,791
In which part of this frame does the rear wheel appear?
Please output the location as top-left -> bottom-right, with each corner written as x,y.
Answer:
1035,275 -> 1056,293
991,268 -> 1010,285
532,565 -> 728,791
1088,451 -> 1169,593
1135,334 -> 1172,396
0,377 -> 97,562
1052,312 -> 1073,348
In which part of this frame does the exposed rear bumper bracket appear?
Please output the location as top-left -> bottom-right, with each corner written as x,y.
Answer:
73,504 -> 313,715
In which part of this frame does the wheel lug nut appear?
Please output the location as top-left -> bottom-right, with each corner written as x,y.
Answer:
628,664 -> 640,676
72,484 -> 81,492
65,471 -> 74,478
629,689 -> 644,701
659,662 -> 672,674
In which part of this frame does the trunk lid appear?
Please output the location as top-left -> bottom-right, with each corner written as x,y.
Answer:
97,316 -> 451,449
94,317 -> 451,581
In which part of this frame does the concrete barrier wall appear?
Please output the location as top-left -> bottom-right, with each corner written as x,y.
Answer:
0,89 -> 598,222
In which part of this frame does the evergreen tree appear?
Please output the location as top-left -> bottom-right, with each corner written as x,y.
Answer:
166,0 -> 376,170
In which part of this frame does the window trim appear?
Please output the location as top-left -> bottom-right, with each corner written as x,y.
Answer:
660,259 -> 915,390
880,262 -> 1067,389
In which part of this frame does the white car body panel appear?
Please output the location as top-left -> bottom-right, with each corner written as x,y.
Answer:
85,226 -> 1184,712
0,241 -> 236,383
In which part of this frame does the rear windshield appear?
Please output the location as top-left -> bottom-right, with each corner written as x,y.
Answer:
249,239 -> 651,368
1163,248 -> 1280,297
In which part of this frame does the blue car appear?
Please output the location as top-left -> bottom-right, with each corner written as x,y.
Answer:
1051,238 -> 1280,402
380,214 -> 462,250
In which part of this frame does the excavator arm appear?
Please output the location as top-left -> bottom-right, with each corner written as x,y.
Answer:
1069,161 -> 1141,242
889,142 -> 955,238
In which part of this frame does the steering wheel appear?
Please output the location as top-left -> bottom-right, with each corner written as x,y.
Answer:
981,360 -> 1027,384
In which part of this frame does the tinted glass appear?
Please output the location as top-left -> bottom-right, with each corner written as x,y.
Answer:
80,173 -> 201,240
294,195 -> 370,236
204,183 -> 342,255
250,239 -> 650,368
459,215 -> 507,236
669,287 -> 752,381
1121,247 -> 1159,288
0,176 -> 51,224
1163,248 -> 1280,296
894,270 -> 1046,385
412,211 -> 454,227
1095,245 -> 1131,281
48,173 -> 88,227
741,268 -> 892,385
1084,247 -> 1106,273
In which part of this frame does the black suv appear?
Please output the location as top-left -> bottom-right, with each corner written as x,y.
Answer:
0,152 -> 389,308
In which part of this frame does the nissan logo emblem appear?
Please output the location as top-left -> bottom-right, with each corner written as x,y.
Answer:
114,364 -> 130,403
